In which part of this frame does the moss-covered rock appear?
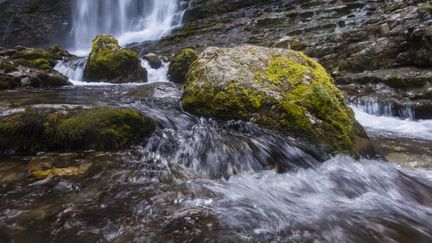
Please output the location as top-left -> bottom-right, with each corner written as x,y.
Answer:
0,46 -> 71,90
168,48 -> 198,83
83,35 -> 147,83
0,107 -> 156,155
182,45 -> 374,156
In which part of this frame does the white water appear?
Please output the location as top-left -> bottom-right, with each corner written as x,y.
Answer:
187,156 -> 432,241
72,0 -> 183,53
350,97 -> 414,119
55,58 -> 169,85
352,106 -> 432,141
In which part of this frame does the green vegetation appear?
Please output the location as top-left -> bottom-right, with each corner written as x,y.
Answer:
0,108 -> 156,154
168,48 -> 198,83
83,35 -> 147,83
384,3 -> 408,14
419,2 -> 432,12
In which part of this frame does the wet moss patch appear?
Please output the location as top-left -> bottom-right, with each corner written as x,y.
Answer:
0,108 -> 156,155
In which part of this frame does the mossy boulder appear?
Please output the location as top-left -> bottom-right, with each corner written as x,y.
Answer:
0,107 -> 156,155
181,45 -> 374,156
168,48 -> 198,83
83,35 -> 147,83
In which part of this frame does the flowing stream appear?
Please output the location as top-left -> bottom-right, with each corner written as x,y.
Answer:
0,1 -> 432,242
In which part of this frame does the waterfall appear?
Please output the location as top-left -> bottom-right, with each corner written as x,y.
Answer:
72,0 -> 183,52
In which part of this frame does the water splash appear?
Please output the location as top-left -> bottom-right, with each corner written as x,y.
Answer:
349,97 -> 414,120
352,106 -> 432,141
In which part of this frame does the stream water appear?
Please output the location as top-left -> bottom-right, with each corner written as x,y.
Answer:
1,0 -> 432,242
0,82 -> 431,242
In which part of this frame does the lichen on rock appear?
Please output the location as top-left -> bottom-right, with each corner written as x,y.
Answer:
83,35 -> 147,83
168,48 -> 198,83
181,45 -> 374,156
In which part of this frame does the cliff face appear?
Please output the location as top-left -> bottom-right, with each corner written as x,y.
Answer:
0,0 -> 72,48
145,0 -> 431,119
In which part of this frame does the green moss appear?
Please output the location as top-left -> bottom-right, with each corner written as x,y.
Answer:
182,49 -> 359,154
0,108 -> 156,155
12,49 -> 59,67
168,48 -> 198,83
384,3 -> 408,13
0,59 -> 18,73
419,2 -> 432,12
31,72 -> 69,88
84,35 -> 146,83
23,58 -> 52,69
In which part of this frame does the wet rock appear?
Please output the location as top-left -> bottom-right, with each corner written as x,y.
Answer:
26,152 -> 88,179
337,67 -> 432,119
163,208 -> 219,241
83,35 -> 147,83
143,53 -> 162,69
0,107 -> 156,155
273,36 -> 304,50
182,45 -> 374,156
168,48 -> 198,83
128,82 -> 182,100
0,0 -> 72,48
0,46 -> 71,90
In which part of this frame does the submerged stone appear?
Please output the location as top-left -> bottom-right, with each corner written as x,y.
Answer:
168,48 -> 198,83
83,35 -> 147,83
0,107 -> 156,155
143,53 -> 162,69
181,45 -> 374,156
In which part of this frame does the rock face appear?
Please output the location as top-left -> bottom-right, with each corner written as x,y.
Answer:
0,46 -> 71,89
182,45 -> 373,155
0,0 -> 72,48
143,0 -> 432,119
83,35 -> 147,83
0,107 -> 156,155
168,48 -> 198,83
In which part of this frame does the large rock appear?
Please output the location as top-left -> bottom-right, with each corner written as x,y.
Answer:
83,35 -> 147,83
182,45 -> 374,156
0,107 -> 156,155
0,0 -> 72,48
168,48 -> 198,83
0,46 -> 71,89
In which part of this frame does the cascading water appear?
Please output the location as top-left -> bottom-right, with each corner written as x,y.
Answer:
56,0 -> 183,83
72,0 -> 183,52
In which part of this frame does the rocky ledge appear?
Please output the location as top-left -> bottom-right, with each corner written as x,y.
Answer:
0,45 -> 71,89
